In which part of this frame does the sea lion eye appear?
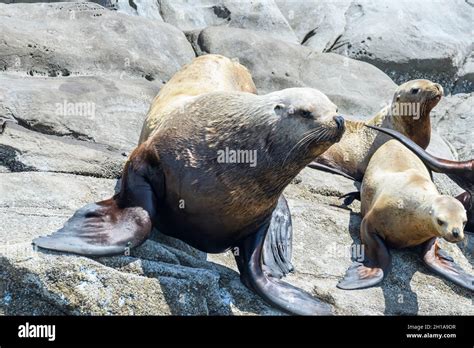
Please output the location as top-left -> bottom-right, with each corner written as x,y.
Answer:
437,218 -> 444,226
300,110 -> 312,119
411,88 -> 420,94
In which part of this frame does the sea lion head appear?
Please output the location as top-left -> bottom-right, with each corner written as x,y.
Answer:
430,196 -> 467,243
392,79 -> 443,116
265,87 -> 345,164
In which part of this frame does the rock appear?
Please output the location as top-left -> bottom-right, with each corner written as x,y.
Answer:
431,93 -> 473,161
158,0 -> 297,43
277,0 -> 472,93
0,122 -> 126,178
0,74 -> 159,151
332,0 -> 472,93
454,52 -> 474,94
189,26 -> 396,117
276,0 -> 352,49
95,0 -> 164,21
0,2 -> 194,80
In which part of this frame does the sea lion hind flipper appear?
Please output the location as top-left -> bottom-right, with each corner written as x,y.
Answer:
337,217 -> 391,290
421,237 -> 474,291
234,198 -> 333,315
307,161 -> 357,181
33,199 -> 152,256
262,196 -> 294,278
34,149 -> 161,256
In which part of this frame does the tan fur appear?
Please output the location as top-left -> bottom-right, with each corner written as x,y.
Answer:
361,140 -> 467,249
139,54 -> 257,143
315,79 -> 443,180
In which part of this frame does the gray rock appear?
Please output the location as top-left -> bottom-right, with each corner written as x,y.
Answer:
190,26 -> 396,117
0,74 -> 159,151
276,0 -> 352,49
431,93 -> 473,161
159,0 -> 297,43
454,51 -> 474,94
277,0 -> 473,93
0,2 -> 194,80
0,122 -> 126,178
95,0 -> 164,21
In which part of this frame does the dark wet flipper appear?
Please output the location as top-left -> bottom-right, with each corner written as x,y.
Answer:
337,216 -> 391,290
339,191 -> 360,205
307,161 -> 357,181
421,237 -> 474,291
33,199 -> 152,256
235,196 -> 333,315
33,146 -> 162,256
262,196 -> 294,278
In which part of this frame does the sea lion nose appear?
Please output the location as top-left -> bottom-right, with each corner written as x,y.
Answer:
452,228 -> 460,238
334,116 -> 345,130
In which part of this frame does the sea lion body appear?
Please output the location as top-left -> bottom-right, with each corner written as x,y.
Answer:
338,140 -> 472,291
139,54 -> 257,143
311,79 -> 443,180
368,125 -> 474,232
34,57 -> 346,314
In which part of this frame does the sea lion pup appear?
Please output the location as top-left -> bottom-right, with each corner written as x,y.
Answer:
34,87 -> 346,315
337,140 -> 472,291
368,125 -> 474,232
308,79 -> 443,181
138,54 -> 257,143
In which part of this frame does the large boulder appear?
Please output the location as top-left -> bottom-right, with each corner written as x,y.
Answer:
431,93 -> 473,161
189,26 -> 397,117
0,122 -> 126,178
276,0 -> 473,93
0,2 -> 195,80
0,74 -> 159,151
158,0 -> 297,44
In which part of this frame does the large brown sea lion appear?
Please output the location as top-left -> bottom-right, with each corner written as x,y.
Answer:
309,79 -> 443,181
33,84 -> 346,315
337,139 -> 472,291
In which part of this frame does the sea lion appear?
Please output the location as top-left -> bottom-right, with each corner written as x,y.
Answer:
337,139 -> 472,291
138,54 -> 257,143
33,87 -> 346,315
309,79 -> 443,181
368,125 -> 474,232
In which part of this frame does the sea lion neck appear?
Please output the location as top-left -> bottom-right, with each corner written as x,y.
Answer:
382,101 -> 432,149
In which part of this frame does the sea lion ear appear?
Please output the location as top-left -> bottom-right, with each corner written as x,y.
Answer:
273,103 -> 286,116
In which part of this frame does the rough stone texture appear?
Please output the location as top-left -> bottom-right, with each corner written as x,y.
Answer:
0,2 -> 194,80
158,0 -> 298,44
189,26 -> 396,117
276,0 -> 473,94
0,74 -> 159,151
431,93 -> 473,161
0,123 -> 126,178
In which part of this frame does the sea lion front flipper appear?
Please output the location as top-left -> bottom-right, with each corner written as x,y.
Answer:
339,191 -> 361,205
33,146 -> 162,256
234,196 -> 332,315
307,161 -> 357,181
337,216 -> 391,290
421,237 -> 474,291
262,196 -> 294,278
